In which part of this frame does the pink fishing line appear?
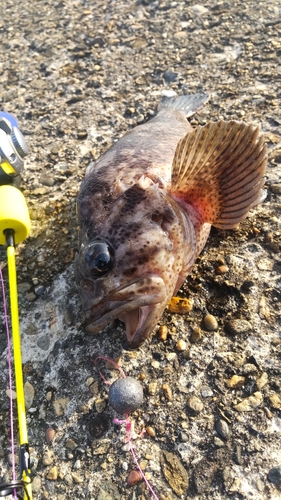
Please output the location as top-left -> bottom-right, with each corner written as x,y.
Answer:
95,356 -> 159,500
0,266 -> 17,495
94,355 -> 126,383
114,417 -> 159,500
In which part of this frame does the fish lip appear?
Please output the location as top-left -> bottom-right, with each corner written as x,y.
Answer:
85,275 -> 167,345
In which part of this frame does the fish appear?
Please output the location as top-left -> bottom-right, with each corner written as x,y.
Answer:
75,92 -> 267,348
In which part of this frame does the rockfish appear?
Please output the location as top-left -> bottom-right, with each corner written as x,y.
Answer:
75,93 -> 267,348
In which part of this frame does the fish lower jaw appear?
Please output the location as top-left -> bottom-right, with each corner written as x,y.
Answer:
85,276 -> 167,347
119,305 -> 155,347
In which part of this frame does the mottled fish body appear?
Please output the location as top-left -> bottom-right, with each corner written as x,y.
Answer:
75,93 -> 267,348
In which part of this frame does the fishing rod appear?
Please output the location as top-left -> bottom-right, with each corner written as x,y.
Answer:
0,112 -> 32,500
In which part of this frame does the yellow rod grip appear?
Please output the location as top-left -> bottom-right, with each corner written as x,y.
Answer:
7,245 -> 32,500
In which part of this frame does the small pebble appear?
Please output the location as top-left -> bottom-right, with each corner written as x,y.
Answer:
162,383 -> 173,401
46,427 -> 55,443
151,359 -> 160,369
203,314 -> 218,331
225,319 -> 252,335
176,339 -> 187,351
215,265 -> 229,274
95,398 -> 107,413
108,377 -> 143,414
256,372 -> 269,390
39,174 -> 55,187
200,386 -> 213,398
65,438 -> 78,450
139,460 -> 148,470
190,327 -> 201,343
264,407 -> 273,418
269,393 -> 281,409
148,381 -> 158,395
146,426 -> 156,437
270,183 -> 281,195
242,363 -> 258,374
187,395 -> 204,413
234,392 -> 263,412
228,352 -> 246,368
180,431 -> 189,442
53,397 -> 70,417
85,377 -> 94,387
24,381 -> 35,410
46,391 -> 52,402
6,389 -> 17,400
34,285 -> 46,296
225,375 -> 245,389
158,325 -> 168,341
267,466 -> 281,485
166,352 -> 177,361
37,335 -> 50,351
215,419 -> 229,439
31,476 -> 42,494
46,465 -> 58,480
136,114 -> 145,123
43,450 -> 54,466
229,477 -> 241,492
166,296 -> 193,314
17,282 -> 32,294
127,470 -> 142,486
73,459 -> 81,469
77,130 -> 88,140
26,292 -> 37,302
214,437 -> 225,447
72,472 -> 83,484
234,444 -> 243,465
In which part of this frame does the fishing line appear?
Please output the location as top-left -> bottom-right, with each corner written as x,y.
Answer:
95,356 -> 159,500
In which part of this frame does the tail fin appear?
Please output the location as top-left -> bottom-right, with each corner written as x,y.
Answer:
170,120 -> 267,230
158,92 -> 209,118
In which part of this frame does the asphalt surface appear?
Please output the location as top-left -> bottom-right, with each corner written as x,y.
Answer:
0,1 -> 281,499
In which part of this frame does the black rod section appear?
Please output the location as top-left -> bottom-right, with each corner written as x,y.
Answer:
4,228 -> 15,248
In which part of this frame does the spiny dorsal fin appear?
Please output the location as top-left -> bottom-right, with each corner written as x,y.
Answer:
170,120 -> 267,229
158,92 -> 209,118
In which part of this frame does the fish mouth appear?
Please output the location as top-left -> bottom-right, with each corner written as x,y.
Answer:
85,276 -> 167,348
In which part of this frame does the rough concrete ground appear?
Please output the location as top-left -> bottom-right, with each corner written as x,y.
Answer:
0,0 -> 281,499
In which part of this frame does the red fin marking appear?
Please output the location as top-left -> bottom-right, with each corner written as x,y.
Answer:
170,120 -> 267,229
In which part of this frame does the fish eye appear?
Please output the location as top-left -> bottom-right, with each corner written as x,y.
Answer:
83,241 -> 114,277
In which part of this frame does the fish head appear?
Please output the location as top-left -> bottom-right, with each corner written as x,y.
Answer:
75,176 -> 186,348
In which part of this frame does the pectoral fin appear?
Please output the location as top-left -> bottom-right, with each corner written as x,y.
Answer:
170,120 -> 267,229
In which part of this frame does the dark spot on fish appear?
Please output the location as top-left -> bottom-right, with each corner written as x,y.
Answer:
151,211 -> 163,223
163,207 -> 176,224
150,246 -> 160,256
121,184 -> 147,213
79,175 -> 111,200
137,254 -> 150,265
123,267 -> 138,277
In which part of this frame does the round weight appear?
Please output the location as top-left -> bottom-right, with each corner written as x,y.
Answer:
109,376 -> 144,414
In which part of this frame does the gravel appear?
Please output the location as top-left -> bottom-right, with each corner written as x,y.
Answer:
0,0 -> 281,499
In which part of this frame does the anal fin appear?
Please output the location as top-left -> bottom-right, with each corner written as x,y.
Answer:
169,120 -> 267,229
